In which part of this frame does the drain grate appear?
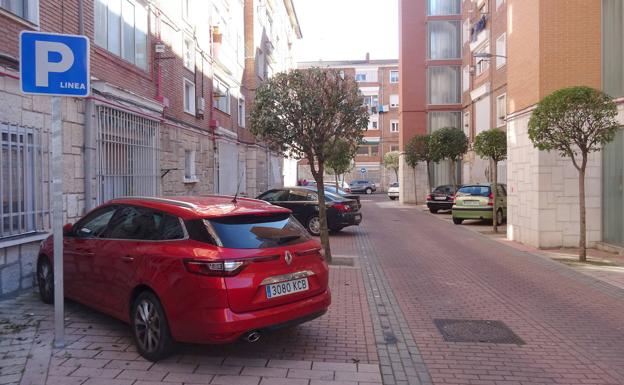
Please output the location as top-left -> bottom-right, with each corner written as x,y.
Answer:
434,319 -> 525,345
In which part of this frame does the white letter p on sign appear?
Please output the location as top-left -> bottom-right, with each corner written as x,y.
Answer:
35,41 -> 74,87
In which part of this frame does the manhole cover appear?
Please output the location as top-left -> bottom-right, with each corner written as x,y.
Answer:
434,319 -> 524,344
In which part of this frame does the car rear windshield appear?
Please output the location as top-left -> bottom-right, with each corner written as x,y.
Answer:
188,213 -> 311,249
457,186 -> 491,197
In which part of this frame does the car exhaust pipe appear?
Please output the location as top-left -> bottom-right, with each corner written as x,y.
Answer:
244,330 -> 262,343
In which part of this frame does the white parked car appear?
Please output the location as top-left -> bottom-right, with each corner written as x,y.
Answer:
387,182 -> 399,200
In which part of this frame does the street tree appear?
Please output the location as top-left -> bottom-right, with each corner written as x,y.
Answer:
383,151 -> 400,182
474,128 -> 507,233
404,134 -> 438,202
430,127 -> 468,192
250,68 -> 368,263
326,139 -> 357,190
528,86 -> 621,262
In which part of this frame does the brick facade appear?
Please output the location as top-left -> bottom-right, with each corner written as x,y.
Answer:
0,0 -> 301,298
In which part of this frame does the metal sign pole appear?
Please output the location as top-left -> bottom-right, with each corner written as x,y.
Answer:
51,96 -> 65,348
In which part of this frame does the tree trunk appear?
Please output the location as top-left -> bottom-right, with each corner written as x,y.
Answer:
394,168 -> 399,183
413,166 -> 418,205
492,159 -> 498,233
426,161 -> 432,194
335,173 -> 339,191
312,163 -> 332,264
579,160 -> 587,262
450,159 -> 457,193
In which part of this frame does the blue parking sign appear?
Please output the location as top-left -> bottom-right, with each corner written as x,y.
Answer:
20,31 -> 90,97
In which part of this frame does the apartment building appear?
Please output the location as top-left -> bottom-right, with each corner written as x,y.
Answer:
0,0 -> 300,298
461,0 -> 507,185
399,0 -> 624,251
398,0 -> 463,203
297,57 -> 400,190
506,0 -> 624,251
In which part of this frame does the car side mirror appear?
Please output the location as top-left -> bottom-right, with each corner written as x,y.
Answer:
62,223 -> 74,236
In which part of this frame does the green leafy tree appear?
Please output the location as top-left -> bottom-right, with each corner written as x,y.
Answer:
528,86 -> 620,262
250,68 -> 368,263
474,129 -> 507,233
404,134 -> 439,203
326,139 -> 357,191
430,127 -> 468,192
383,151 -> 400,182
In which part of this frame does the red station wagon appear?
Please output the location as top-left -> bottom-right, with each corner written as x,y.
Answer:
37,196 -> 331,361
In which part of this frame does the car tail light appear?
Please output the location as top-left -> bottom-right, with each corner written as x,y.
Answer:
333,203 -> 351,212
450,194 -> 455,203
183,259 -> 248,277
426,194 -> 432,201
345,187 -> 351,193
488,193 -> 494,206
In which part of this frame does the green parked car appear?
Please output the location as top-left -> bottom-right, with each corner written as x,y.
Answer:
452,184 -> 507,225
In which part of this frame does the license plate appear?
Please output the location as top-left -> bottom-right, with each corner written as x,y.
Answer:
265,278 -> 309,299
355,214 -> 361,220
434,196 -> 447,200
464,200 -> 480,206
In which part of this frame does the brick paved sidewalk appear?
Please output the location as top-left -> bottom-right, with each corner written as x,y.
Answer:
0,266 -> 379,385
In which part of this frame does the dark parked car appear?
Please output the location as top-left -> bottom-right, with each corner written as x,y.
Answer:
349,180 -> 376,194
426,185 -> 457,213
323,185 -> 361,209
257,187 -> 362,235
37,196 -> 330,361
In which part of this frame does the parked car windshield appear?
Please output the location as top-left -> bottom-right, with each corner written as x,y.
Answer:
204,213 -> 311,249
325,186 -> 348,195
456,186 -> 491,197
389,182 -> 399,188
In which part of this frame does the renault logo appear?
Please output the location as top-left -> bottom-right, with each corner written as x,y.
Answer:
284,250 -> 293,265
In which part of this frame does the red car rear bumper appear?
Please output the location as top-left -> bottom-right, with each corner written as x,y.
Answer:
171,289 -> 331,344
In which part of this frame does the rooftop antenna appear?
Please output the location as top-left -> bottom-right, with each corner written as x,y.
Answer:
232,167 -> 245,204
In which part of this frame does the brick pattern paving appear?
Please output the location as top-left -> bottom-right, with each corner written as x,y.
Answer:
0,264 -> 378,385
361,197 -> 624,385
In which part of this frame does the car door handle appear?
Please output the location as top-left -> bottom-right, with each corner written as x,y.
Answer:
121,256 -> 135,262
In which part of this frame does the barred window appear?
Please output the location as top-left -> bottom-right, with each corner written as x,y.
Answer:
96,106 -> 160,203
1,123 -> 48,238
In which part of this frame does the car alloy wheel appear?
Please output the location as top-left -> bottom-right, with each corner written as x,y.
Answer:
365,188 -> 372,194
37,258 -> 53,304
307,216 -> 321,236
132,291 -> 174,361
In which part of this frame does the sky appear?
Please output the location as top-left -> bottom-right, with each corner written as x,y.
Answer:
292,0 -> 399,63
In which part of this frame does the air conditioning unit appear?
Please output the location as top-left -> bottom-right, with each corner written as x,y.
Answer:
196,97 -> 206,117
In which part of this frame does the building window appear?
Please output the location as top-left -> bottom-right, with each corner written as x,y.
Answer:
428,111 -> 461,132
238,98 -> 245,127
496,33 -> 507,68
362,95 -> 379,113
389,94 -> 399,108
213,77 -> 230,114
463,111 -> 471,137
355,72 -> 367,82
496,0 -> 505,9
356,69 -> 378,83
96,106 -> 160,202
257,50 -> 266,79
389,70 -> 399,83
462,65 -> 470,93
183,35 -> 195,70
428,20 -> 461,60
475,96 -> 490,135
95,0 -> 148,70
475,44 -> 490,76
496,94 -> 506,127
357,145 -> 379,157
390,120 -> 399,132
427,66 -> 461,104
0,0 -> 39,24
183,78 -> 196,115
462,19 -> 469,45
184,150 -> 197,182
1,124 -> 47,238
390,145 -> 400,152
603,0 -> 624,98
427,0 -> 460,15
369,119 -> 378,130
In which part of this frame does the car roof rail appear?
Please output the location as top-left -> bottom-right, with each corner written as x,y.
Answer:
111,196 -> 199,210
